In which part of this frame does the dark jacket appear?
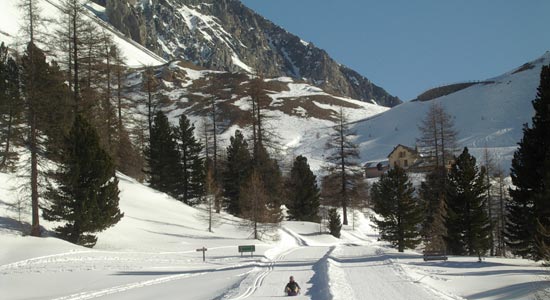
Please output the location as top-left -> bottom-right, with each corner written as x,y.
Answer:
285,281 -> 300,291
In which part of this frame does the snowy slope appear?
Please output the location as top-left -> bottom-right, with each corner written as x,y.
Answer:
294,52 -> 550,172
122,62 -> 389,168
1,170 -> 548,300
0,0 -> 165,67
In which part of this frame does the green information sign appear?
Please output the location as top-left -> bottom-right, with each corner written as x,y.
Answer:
238,245 -> 255,257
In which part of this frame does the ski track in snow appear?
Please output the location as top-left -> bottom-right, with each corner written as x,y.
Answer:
228,247 -> 297,300
49,272 -> 206,300
0,245 -> 244,274
280,227 -> 309,247
0,250 -> 95,271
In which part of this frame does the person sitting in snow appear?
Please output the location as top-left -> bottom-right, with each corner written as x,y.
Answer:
285,276 -> 301,296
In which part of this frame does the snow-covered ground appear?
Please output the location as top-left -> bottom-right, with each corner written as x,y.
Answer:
1,171 -> 548,300
2,1 -> 550,298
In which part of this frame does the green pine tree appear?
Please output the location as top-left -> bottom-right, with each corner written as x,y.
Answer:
287,155 -> 320,222
147,111 -> 182,198
419,167 -> 448,250
223,130 -> 252,215
43,115 -> 123,247
507,65 -> 550,261
446,147 -> 491,257
371,166 -> 423,252
0,43 -> 23,171
328,208 -> 342,238
174,114 -> 204,205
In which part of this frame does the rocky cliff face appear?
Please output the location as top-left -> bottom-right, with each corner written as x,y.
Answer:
105,0 -> 401,107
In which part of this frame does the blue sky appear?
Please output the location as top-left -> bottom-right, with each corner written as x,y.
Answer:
241,0 -> 550,101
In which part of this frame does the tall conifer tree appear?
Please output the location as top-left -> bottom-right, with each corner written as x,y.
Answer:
287,155 -> 320,222
446,147 -> 491,257
0,43 -> 23,171
328,208 -> 342,238
371,166 -> 423,252
507,65 -> 550,260
223,130 -> 252,215
324,108 -> 360,225
148,111 -> 182,198
44,115 -> 122,247
174,114 -> 204,204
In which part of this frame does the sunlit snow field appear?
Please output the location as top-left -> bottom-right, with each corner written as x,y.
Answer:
1,171 -> 548,300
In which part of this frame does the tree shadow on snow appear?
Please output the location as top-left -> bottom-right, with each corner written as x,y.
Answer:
127,216 -> 201,231
143,229 -> 243,240
331,251 -> 422,266
306,246 -> 335,300
466,281 -> 550,300
406,258 -> 548,276
0,216 -> 30,234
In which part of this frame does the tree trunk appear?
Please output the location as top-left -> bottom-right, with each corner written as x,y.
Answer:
30,111 -> 40,236
211,96 -> 218,180
72,6 -> 80,108
339,120 -> 348,225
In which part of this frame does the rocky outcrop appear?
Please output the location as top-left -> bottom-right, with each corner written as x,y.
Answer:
104,0 -> 401,107
105,0 -> 147,45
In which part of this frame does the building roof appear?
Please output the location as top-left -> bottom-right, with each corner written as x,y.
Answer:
364,160 -> 390,169
387,144 -> 418,158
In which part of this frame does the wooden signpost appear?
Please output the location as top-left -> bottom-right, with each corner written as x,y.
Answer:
196,246 -> 207,262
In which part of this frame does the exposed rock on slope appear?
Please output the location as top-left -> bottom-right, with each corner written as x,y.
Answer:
104,0 -> 400,107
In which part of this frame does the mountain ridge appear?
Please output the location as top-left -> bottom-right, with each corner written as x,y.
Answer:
101,0 -> 401,107
292,51 -> 550,173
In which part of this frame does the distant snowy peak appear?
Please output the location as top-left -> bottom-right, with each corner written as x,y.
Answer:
102,0 -> 401,107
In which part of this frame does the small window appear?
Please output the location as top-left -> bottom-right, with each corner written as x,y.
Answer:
404,159 -> 408,167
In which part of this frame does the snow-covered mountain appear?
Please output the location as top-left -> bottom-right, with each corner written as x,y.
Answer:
2,0 -> 548,175
0,0 -> 389,163
3,2 -> 550,299
123,62 -> 389,162
293,51 -> 550,172
99,0 -> 401,107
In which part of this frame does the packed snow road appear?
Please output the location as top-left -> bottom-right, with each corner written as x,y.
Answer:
330,245 -> 460,300
226,244 -> 462,300
1,238 -> 455,300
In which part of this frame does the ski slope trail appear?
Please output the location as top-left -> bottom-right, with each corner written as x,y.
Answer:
227,246 -> 333,300
331,245 -> 464,300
